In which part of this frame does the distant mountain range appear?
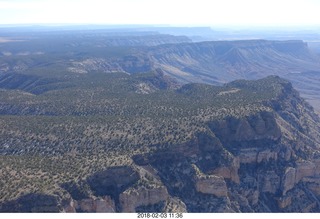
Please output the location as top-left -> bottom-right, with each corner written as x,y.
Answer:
1,30 -> 320,111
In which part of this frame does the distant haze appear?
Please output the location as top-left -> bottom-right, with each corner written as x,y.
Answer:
0,0 -> 320,27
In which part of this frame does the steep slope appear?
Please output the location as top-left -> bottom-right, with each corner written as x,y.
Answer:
1,74 -> 320,212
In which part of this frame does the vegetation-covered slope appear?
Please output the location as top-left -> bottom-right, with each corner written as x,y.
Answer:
1,72 -> 320,212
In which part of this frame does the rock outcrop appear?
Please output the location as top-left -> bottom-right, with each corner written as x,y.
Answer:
195,175 -> 228,197
63,196 -> 116,213
120,187 -> 169,212
282,167 -> 296,195
295,161 -> 316,183
62,165 -> 170,213
86,166 -> 140,198
210,157 -> 240,183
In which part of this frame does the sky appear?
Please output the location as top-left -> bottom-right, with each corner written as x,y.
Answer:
0,0 -> 320,27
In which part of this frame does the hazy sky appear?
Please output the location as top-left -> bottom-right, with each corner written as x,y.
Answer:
0,0 -> 320,27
